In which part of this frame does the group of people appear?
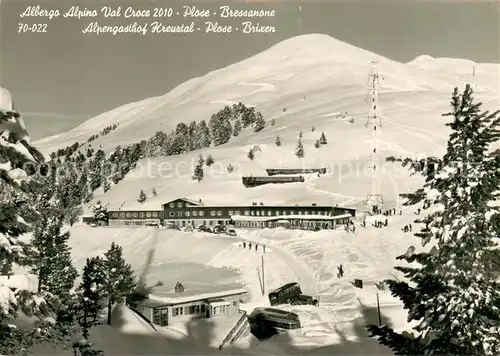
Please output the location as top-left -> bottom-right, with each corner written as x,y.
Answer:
402,224 -> 413,233
241,241 -> 266,253
373,218 -> 389,228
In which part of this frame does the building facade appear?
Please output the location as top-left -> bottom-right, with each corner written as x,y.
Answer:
138,287 -> 248,327
103,197 -> 356,230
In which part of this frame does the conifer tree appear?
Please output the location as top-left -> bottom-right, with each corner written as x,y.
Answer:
254,112 -> 266,132
205,154 -> 215,166
232,119 -> 242,137
295,139 -> 304,158
192,154 -> 204,182
247,149 -> 255,160
92,201 -> 109,225
195,120 -> 211,148
319,132 -> 327,145
0,105 -> 60,354
227,163 -> 234,173
75,257 -> 107,339
275,135 -> 281,146
137,190 -> 146,203
367,85 -> 500,355
103,243 -> 135,325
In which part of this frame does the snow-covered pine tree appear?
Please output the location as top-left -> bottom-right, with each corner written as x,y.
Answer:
187,121 -> 197,152
102,180 -> 111,193
192,154 -> 204,182
205,154 -> 215,166
295,139 -> 304,158
319,132 -> 327,144
0,105 -> 59,354
247,149 -> 255,160
194,120 -> 211,148
367,84 -> 500,355
103,242 -> 135,325
92,201 -> 109,226
275,135 -> 281,146
75,257 -> 107,339
137,190 -> 146,203
210,114 -> 232,146
254,112 -> 266,132
232,119 -> 242,137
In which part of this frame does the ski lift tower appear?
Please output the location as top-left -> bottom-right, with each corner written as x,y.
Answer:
364,60 -> 384,214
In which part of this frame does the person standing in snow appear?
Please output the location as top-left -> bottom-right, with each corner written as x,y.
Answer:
255,244 -> 258,251
243,241 -> 246,248
338,264 -> 344,278
249,242 -> 252,250
263,244 -> 266,253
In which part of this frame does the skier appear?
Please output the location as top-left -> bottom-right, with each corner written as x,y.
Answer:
255,244 -> 258,251
249,242 -> 252,250
385,218 -> 388,227
243,241 -> 246,248
338,264 -> 344,278
409,224 -> 412,232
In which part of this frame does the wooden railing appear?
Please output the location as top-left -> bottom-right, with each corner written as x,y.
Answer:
218,309 -> 248,350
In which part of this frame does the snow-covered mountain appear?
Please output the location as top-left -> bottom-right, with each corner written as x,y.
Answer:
31,33 -> 499,211
34,34 -> 498,154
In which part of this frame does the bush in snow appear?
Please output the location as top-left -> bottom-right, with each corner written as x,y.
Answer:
247,149 -> 255,161
367,84 -> 500,354
137,190 -> 146,203
205,154 -> 215,166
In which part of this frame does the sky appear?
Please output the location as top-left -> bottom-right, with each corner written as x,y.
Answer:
1,0 -> 499,139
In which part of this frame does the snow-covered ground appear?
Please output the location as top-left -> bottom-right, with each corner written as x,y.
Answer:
35,204 -> 425,355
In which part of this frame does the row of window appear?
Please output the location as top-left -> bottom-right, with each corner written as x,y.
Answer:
167,210 -> 331,218
170,301 -> 237,317
111,211 -> 159,218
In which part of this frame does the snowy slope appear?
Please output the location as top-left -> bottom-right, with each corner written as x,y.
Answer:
34,34 -> 499,154
31,34 -> 499,212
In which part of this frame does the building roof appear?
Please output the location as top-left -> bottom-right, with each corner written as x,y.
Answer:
162,197 -> 201,207
146,288 -> 248,307
230,213 -> 353,222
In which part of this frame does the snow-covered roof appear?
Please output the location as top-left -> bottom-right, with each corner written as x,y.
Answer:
146,288 -> 248,307
207,300 -> 232,308
230,213 -> 353,222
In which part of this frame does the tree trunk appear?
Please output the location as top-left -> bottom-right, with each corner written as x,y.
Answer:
107,300 -> 112,325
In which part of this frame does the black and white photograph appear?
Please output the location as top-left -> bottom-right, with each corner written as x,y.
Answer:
1,0 -> 499,354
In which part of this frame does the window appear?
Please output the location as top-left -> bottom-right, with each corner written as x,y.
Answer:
146,212 -> 151,218
169,203 -> 175,208
192,211 -> 198,217
112,212 -> 118,217
235,210 -> 240,216
120,212 -> 125,218
139,212 -> 145,218
216,211 -> 222,216
232,301 -> 237,306
169,212 -> 175,217
185,211 -> 190,217
210,210 -> 216,217
126,213 -> 132,218
251,211 -> 255,216
201,304 -> 205,313
133,212 -> 138,218
282,211 -> 286,216
177,212 -> 182,217
229,211 -> 234,216
152,212 -> 158,217
244,210 -> 250,216
199,211 -> 205,216
268,211 -> 272,216
177,202 -> 183,208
